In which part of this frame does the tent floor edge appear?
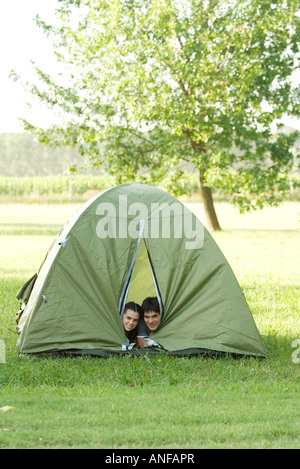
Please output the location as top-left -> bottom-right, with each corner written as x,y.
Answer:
19,347 -> 266,359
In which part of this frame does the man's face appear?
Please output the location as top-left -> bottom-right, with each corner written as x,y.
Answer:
123,309 -> 140,332
144,310 -> 161,331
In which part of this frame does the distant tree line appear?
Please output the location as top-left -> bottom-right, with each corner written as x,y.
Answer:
0,132 -> 84,177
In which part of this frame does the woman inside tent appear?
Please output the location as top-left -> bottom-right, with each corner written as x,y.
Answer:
122,302 -> 142,343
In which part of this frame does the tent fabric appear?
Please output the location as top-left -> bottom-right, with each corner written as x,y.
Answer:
16,183 -> 266,357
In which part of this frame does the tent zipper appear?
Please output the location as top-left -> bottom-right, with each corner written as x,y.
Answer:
118,220 -> 164,320
118,220 -> 145,317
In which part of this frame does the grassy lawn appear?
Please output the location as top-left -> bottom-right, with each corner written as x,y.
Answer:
0,201 -> 299,449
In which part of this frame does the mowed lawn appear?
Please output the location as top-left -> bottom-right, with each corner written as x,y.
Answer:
0,200 -> 299,449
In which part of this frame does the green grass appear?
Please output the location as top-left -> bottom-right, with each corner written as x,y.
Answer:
0,201 -> 300,449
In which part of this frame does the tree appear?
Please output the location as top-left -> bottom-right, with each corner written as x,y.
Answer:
18,0 -> 300,230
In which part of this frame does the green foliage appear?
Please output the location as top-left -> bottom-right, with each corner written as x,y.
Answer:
0,175 -> 109,197
1,173 -> 300,203
0,173 -> 196,202
17,0 -> 300,214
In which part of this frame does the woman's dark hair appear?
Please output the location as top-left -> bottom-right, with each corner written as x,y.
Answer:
124,302 -> 142,315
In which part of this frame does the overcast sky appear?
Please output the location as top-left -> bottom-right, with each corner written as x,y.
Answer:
0,0 -> 299,134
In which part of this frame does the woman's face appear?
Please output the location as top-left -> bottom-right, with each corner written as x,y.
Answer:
123,309 -> 140,332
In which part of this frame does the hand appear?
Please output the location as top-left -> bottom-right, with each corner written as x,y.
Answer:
137,337 -> 148,348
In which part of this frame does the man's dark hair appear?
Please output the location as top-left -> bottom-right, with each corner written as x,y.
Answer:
141,297 -> 160,314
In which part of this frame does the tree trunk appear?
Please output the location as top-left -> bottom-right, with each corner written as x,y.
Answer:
199,170 -> 221,232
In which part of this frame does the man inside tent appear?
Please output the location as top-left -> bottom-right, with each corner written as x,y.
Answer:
137,297 -> 161,348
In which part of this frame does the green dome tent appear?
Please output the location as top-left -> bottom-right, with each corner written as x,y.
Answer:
16,183 -> 266,358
